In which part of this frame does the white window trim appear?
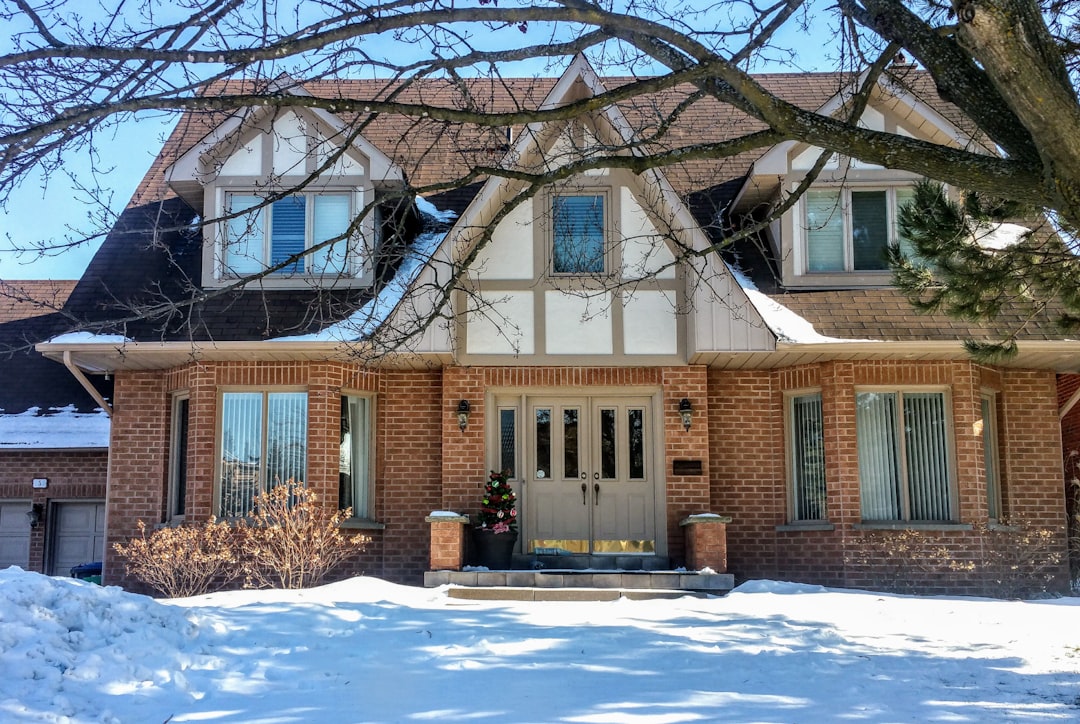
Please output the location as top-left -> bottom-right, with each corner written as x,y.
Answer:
795,183 -> 912,276
205,186 -> 372,288
855,385 -> 958,523
548,188 -> 612,277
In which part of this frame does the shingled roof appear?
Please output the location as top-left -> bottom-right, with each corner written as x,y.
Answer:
64,67 -> 1040,347
0,280 -> 76,324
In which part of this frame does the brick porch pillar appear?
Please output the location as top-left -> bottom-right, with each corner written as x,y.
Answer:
426,512 -> 470,571
680,514 -> 732,572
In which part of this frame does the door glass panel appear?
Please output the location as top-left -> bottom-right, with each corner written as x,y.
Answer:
499,408 -> 516,477
600,408 -> 617,479
535,408 -> 551,479
628,408 -> 645,480
563,408 -> 580,479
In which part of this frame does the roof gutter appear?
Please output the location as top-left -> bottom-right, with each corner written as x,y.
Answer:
63,350 -> 113,418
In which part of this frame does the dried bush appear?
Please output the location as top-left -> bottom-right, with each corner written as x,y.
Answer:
113,519 -> 238,598
846,520 -> 1066,598
237,481 -> 369,589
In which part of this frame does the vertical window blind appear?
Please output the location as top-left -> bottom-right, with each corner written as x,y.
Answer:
857,391 -> 951,521
790,392 -> 827,520
220,391 -> 307,518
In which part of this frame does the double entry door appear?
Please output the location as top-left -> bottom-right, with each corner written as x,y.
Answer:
523,395 -> 657,556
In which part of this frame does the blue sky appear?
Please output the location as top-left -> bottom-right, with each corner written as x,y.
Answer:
0,3 -> 841,280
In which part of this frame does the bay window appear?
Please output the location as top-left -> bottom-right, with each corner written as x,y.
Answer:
219,391 -> 307,518
803,186 -> 915,273
856,390 -> 954,522
222,191 -> 354,277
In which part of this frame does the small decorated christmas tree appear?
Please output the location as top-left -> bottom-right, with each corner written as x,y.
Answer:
476,469 -> 517,535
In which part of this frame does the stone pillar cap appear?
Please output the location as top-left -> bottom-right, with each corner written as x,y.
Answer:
680,513 -> 733,526
425,512 -> 470,524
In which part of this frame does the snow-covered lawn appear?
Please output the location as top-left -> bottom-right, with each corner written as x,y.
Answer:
2,568 -> 1079,723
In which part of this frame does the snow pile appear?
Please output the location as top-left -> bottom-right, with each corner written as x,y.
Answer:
0,568 -> 204,723
2,568 -> 1079,722
0,405 -> 110,449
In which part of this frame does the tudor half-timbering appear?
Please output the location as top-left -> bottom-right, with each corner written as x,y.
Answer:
35,57 -> 1079,594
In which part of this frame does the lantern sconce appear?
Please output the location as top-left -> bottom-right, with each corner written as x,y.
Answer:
456,399 -> 471,432
679,398 -> 693,432
26,504 -> 44,529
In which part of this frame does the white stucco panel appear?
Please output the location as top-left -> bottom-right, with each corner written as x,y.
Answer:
316,138 -> 365,176
271,112 -> 310,175
620,187 -> 676,280
219,135 -> 263,176
623,290 -> 678,355
545,291 -> 613,355
470,198 -> 534,279
466,291 -> 535,355
791,146 -> 840,171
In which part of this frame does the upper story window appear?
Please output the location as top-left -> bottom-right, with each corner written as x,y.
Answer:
803,186 -> 915,274
221,191 -> 356,278
552,193 -> 606,274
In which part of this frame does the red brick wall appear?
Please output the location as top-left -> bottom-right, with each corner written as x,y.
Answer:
706,361 -> 1070,595
0,449 -> 108,573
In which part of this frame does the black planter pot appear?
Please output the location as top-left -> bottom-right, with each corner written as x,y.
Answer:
471,529 -> 518,569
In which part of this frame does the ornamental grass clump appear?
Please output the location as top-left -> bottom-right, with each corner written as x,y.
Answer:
476,469 -> 517,534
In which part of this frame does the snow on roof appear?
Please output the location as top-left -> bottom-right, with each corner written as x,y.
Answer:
46,332 -> 133,345
273,199 -> 455,343
0,405 -> 110,449
729,264 -> 876,344
972,222 -> 1030,251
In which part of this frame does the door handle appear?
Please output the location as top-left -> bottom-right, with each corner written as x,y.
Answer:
581,482 -> 587,505
594,483 -> 600,505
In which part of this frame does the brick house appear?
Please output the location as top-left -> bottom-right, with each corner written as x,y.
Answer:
27,56 -> 1080,594
0,281 -> 110,576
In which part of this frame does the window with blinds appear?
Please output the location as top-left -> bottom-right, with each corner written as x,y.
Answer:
222,192 -> 352,276
219,391 -> 308,518
788,392 -> 827,521
856,390 -> 953,522
802,186 -> 915,275
981,393 -> 1002,520
552,194 -> 605,274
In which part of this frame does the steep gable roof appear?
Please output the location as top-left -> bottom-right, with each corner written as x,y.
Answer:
0,280 -> 76,323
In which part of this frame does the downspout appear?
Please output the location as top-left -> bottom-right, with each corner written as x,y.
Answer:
62,351 -> 113,418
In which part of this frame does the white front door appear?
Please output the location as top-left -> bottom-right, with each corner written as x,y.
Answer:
523,395 -> 657,556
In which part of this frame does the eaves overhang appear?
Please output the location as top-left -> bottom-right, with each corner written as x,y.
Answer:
35,339 -> 451,373
691,339 -> 1080,373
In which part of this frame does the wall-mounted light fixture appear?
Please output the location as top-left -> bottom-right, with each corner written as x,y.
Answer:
679,398 -> 693,431
457,399 -> 471,432
26,504 -> 43,529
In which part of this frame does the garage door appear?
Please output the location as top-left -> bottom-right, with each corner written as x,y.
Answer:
0,501 -> 31,569
50,502 -> 106,576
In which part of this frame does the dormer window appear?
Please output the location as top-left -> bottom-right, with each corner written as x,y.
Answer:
220,190 -> 358,278
802,186 -> 914,274
552,193 -> 606,274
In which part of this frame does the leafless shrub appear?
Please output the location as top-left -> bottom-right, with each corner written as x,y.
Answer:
237,481 -> 369,589
113,519 -> 238,598
846,520 -> 1066,598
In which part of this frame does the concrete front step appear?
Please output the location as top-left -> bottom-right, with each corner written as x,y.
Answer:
425,569 -> 735,600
